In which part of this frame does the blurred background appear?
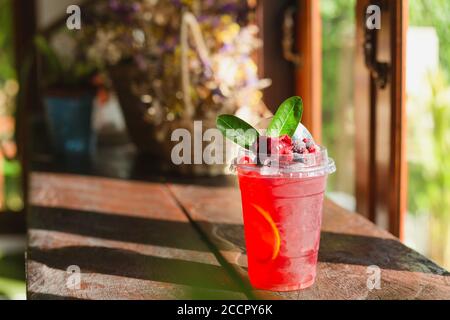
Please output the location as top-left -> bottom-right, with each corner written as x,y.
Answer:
0,0 -> 449,299
320,0 -> 450,272
0,0 -> 26,300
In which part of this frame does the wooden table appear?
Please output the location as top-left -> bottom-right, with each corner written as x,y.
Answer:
27,172 -> 450,300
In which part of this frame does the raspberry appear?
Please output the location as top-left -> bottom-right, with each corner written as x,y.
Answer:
239,156 -> 252,164
293,140 -> 307,153
307,145 -> 316,153
276,135 -> 294,155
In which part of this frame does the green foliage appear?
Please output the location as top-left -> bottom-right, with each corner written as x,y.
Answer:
0,0 -> 16,83
0,253 -> 26,300
217,96 -> 303,148
267,96 -> 303,138
320,0 -> 356,192
410,0 -> 450,78
408,72 -> 450,219
407,0 -> 450,220
216,114 -> 259,149
321,0 -> 355,122
34,34 -> 97,90
0,0 -> 26,299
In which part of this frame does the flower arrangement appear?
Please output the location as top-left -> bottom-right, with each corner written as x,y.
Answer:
81,0 -> 270,126
79,0 -> 271,175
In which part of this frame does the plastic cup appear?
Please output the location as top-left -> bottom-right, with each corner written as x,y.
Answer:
236,147 -> 335,291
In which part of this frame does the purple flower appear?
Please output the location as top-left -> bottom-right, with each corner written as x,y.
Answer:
109,0 -> 120,11
172,0 -> 183,8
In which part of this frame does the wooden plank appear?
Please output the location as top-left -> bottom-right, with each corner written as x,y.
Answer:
168,183 -> 450,300
28,173 -> 246,300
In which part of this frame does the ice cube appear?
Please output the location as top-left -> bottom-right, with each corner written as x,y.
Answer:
260,164 -> 280,176
292,123 -> 316,145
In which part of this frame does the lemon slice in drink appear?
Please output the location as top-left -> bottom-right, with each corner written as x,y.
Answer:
249,204 -> 281,261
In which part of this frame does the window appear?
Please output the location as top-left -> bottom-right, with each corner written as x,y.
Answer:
321,0 -> 357,211
405,0 -> 450,269
289,0 -> 408,237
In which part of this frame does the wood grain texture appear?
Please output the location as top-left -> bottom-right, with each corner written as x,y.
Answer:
354,0 -> 408,238
295,0 -> 322,143
28,173 -> 246,300
354,0 -> 375,223
168,183 -> 450,300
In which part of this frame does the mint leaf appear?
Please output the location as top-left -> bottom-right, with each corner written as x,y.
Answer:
216,115 -> 259,149
267,96 -> 303,137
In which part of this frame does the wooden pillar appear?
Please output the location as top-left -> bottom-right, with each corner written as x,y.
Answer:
295,0 -> 322,143
354,0 -> 408,238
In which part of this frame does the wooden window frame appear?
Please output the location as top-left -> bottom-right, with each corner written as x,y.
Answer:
295,0 -> 322,143
354,0 -> 408,238
257,0 -> 322,142
259,0 -> 408,237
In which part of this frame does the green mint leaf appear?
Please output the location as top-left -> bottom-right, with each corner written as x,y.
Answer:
267,96 -> 303,137
216,115 -> 259,149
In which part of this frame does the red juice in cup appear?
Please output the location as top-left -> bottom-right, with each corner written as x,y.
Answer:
236,148 -> 335,291
216,96 -> 335,291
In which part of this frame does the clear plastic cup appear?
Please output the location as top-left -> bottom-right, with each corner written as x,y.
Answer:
235,147 -> 335,291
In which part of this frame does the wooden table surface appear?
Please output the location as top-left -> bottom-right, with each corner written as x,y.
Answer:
27,172 -> 450,300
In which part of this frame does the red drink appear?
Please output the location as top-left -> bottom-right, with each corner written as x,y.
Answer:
237,154 -> 333,291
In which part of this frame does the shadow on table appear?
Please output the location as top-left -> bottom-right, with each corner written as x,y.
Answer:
27,292 -> 84,300
200,221 -> 450,276
30,205 -> 449,276
28,204 -> 449,300
28,245 -> 241,294
28,206 -> 248,298
30,206 -> 211,252
318,232 -> 449,276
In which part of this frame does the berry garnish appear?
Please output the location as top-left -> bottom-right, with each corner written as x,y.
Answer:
239,155 -> 253,164
217,96 -> 305,164
277,135 -> 294,155
307,145 -> 316,153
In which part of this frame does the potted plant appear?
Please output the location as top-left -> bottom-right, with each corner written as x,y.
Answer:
35,35 -> 98,157
80,0 -> 271,175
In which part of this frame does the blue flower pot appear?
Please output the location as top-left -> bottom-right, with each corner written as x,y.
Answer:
44,93 -> 95,156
